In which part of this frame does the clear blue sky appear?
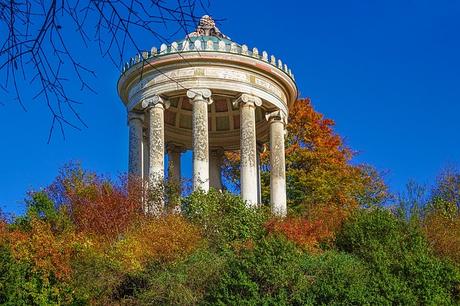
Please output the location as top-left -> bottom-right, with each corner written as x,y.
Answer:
1,0 -> 459,215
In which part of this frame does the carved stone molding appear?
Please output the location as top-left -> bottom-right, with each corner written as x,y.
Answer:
192,105 -> 209,162
240,111 -> 256,168
210,147 -> 225,158
265,109 -> 288,125
186,88 -> 213,104
233,93 -> 262,109
166,142 -> 186,154
142,95 -> 170,109
127,111 -> 144,123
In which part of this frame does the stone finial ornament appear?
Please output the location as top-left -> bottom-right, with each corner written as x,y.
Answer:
171,42 -> 179,52
218,40 -> 226,51
187,15 -> 229,39
241,44 -> 249,55
262,51 -> 268,61
206,40 -> 214,50
160,43 -> 167,54
194,39 -> 202,50
230,42 -> 238,53
182,40 -> 190,51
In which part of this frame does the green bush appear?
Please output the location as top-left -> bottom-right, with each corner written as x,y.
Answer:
301,251 -> 376,305
336,208 -> 460,305
0,245 -> 78,305
204,236 -> 310,305
12,191 -> 73,234
116,249 -> 226,305
183,189 -> 268,248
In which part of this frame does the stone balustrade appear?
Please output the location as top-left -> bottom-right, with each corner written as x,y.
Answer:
121,37 -> 295,80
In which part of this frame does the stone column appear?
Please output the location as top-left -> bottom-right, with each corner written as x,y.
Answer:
128,111 -> 144,177
266,110 -> 287,216
187,88 -> 213,191
209,147 -> 225,190
167,143 -> 185,211
142,96 -> 168,185
256,142 -> 265,204
142,96 -> 169,213
166,143 -> 185,184
234,93 -> 262,207
142,129 -> 149,180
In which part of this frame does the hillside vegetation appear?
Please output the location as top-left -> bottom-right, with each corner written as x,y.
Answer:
1,100 -> 459,305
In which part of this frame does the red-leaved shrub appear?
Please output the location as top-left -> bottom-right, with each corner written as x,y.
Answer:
265,217 -> 332,252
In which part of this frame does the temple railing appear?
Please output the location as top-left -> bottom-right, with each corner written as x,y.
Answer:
121,36 -> 294,80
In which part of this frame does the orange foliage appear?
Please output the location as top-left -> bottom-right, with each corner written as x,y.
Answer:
287,98 -> 352,163
265,203 -> 351,252
57,173 -> 144,243
224,99 -> 388,212
307,203 -> 351,234
8,219 -> 78,280
111,215 -> 202,271
265,217 -> 333,253
0,218 -> 8,244
424,211 -> 460,265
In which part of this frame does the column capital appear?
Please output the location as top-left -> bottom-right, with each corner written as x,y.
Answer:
127,111 -> 144,123
186,88 -> 213,104
265,109 -> 288,125
141,95 -> 170,110
166,142 -> 186,154
210,147 -> 225,157
233,93 -> 262,108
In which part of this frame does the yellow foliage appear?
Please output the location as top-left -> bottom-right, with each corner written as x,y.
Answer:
424,211 -> 460,265
9,219 -> 79,280
111,215 -> 202,272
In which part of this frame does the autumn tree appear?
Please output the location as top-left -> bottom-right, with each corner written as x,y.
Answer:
223,98 -> 388,215
423,167 -> 460,265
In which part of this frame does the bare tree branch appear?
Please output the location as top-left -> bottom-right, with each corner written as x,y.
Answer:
0,0 -> 208,142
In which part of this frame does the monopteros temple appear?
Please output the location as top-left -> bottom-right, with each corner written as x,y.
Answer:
117,15 -> 298,216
